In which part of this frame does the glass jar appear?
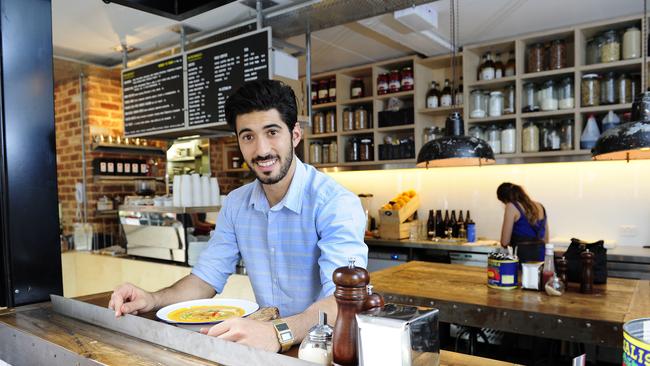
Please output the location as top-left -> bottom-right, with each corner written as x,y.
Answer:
504,84 -> 515,114
488,91 -> 504,117
558,77 -> 574,109
328,141 -> 338,163
388,70 -> 401,93
623,26 -> 641,60
423,126 -> 439,144
581,74 -> 600,107
601,30 -> 621,63
501,122 -> 516,154
549,39 -> 567,69
318,79 -> 329,104
539,122 -> 553,151
528,43 -> 545,73
311,81 -> 318,104
540,80 -> 558,111
359,138 -> 373,161
470,90 -> 487,118
312,111 -> 325,134
342,108 -> 354,131
401,67 -> 414,91
354,106 -> 369,130
549,121 -> 561,150
310,141 -> 322,164
328,77 -> 336,103
522,82 -> 539,112
346,137 -> 360,162
560,119 -> 574,151
322,143 -> 330,164
325,110 -> 336,133
486,125 -> 501,154
601,71 -> 616,105
586,38 -> 598,65
351,78 -> 364,99
298,314 -> 333,365
617,73 -> 632,104
522,121 -> 540,152
377,73 -> 389,95
468,125 -> 485,140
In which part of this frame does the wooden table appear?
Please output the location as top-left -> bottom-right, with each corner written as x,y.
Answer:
371,261 -> 650,348
0,292 -> 520,366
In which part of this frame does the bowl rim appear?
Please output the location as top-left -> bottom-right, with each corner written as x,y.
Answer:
155,298 -> 259,325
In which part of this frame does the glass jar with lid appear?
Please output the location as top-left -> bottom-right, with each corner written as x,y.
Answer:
325,110 -> 336,133
522,121 -> 540,152
623,26 -> 641,59
601,30 -> 621,63
581,74 -> 600,107
321,143 -> 330,164
359,138 -> 373,161
617,73 -> 632,104
468,125 -> 485,140
558,77 -> 574,109
539,122 -> 553,151
312,111 -> 325,134
401,67 -> 414,91
549,39 -> 567,69
488,91 -> 504,117
423,126 -> 440,144
528,43 -> 545,73
540,80 -> 559,111
388,70 -> 401,93
377,73 -> 389,95
350,78 -> 365,99
586,38 -> 598,65
342,108 -> 354,131
470,89 -> 487,118
354,106 -> 369,130
504,84 -> 515,114
501,122 -> 516,154
318,80 -> 329,104
486,125 -> 502,154
601,71 -> 616,105
298,312 -> 333,365
328,141 -> 338,163
549,121 -> 561,150
560,119 -> 574,151
310,141 -> 323,164
346,137 -> 360,162
522,82 -> 539,112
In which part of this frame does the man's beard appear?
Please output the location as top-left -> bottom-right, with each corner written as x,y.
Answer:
249,149 -> 294,185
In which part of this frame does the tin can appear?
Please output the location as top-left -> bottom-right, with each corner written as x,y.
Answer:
487,258 -> 518,290
623,318 -> 650,365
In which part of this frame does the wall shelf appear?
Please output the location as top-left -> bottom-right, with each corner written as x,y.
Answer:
521,110 -> 576,118
579,103 -> 633,113
91,142 -> 166,156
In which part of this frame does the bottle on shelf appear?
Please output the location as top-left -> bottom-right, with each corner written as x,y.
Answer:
435,210 -> 444,238
494,52 -> 504,79
457,210 -> 465,239
443,210 -> 450,238
328,77 -> 336,103
505,50 -> 516,77
477,54 -> 487,80
454,77 -> 463,106
426,81 -> 440,109
350,78 -> 364,99
450,210 -> 458,238
318,79 -> 329,104
481,52 -> 496,81
441,79 -> 453,107
542,243 -> 556,287
311,81 -> 318,104
427,209 -> 435,240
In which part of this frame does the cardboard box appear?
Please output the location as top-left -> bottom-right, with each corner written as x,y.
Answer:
378,193 -> 420,224
379,221 -> 417,240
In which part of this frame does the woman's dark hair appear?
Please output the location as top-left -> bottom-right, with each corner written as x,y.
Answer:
497,182 -> 541,224
225,79 -> 297,131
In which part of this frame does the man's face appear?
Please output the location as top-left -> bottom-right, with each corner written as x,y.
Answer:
235,109 -> 301,185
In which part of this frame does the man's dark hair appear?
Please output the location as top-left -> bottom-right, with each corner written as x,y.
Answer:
225,79 -> 297,131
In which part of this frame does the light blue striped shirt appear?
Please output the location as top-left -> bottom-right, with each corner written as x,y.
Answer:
192,158 -> 368,316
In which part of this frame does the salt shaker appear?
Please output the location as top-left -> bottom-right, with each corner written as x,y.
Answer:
580,249 -> 594,294
363,285 -> 384,310
298,311 -> 333,365
332,257 -> 369,366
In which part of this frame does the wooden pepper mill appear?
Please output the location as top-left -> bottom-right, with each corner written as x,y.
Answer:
364,284 -> 384,310
557,256 -> 568,286
580,249 -> 594,294
332,257 -> 369,366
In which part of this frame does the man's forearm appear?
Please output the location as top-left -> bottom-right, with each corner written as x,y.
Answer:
152,274 -> 217,309
283,295 -> 338,344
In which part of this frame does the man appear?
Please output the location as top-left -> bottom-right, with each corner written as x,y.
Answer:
109,79 -> 368,352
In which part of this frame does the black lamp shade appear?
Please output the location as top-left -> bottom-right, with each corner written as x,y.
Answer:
416,135 -> 495,168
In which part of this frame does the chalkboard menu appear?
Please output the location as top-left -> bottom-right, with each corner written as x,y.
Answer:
186,28 -> 270,127
122,55 -> 185,136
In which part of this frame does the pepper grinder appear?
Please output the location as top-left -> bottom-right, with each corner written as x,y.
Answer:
363,284 -> 384,310
557,256 -> 568,286
332,257 -> 369,366
580,249 -> 594,294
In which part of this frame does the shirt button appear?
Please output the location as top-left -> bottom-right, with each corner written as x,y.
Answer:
270,247 -> 275,252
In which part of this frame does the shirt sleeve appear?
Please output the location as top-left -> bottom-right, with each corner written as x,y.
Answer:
315,190 -> 368,299
191,194 -> 240,294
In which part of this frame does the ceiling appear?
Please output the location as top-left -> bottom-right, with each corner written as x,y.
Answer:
53,0 -> 645,75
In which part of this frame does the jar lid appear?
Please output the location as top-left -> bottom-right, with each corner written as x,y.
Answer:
626,26 -> 640,31
307,311 -> 333,342
232,157 -> 240,160
551,39 -> 565,44
605,71 -> 616,77
360,138 -> 372,143
543,80 -> 555,86
311,141 -> 322,145
490,91 -> 502,96
402,67 -> 412,71
582,73 -> 600,79
562,76 -> 572,83
603,29 -> 618,36
470,89 -> 483,94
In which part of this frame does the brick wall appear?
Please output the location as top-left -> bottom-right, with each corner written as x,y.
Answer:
209,137 -> 253,194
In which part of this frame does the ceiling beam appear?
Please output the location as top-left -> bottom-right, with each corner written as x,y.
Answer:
343,22 -> 413,54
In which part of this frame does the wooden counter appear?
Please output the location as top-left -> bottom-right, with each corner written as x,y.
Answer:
0,292 -> 520,366
371,261 -> 650,348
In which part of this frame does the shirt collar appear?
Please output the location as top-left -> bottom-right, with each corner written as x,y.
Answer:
248,156 -> 306,214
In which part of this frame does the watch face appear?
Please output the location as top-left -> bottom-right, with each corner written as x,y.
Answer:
275,323 -> 289,332
281,333 -> 292,341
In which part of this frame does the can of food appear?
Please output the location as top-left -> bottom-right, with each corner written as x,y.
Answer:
623,318 -> 650,365
487,258 -> 518,290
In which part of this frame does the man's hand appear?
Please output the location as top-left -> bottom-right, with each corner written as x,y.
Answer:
200,318 -> 281,353
108,282 -> 157,317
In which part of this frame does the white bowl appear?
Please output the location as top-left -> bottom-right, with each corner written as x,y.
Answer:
156,298 -> 259,332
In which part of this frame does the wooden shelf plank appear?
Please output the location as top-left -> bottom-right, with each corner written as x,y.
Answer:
521,110 -> 576,118
520,67 -> 575,80
579,103 -> 633,113
417,106 -> 463,115
307,132 -> 338,138
375,90 -> 414,101
467,76 -> 516,88
578,58 -> 642,73
467,115 -> 516,123
340,129 -> 374,136
312,101 -> 337,110
339,96 -> 374,105
376,125 -> 415,132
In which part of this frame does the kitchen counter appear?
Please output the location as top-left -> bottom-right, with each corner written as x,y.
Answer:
366,237 -> 498,253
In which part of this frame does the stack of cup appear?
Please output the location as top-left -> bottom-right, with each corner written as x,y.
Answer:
172,173 -> 220,207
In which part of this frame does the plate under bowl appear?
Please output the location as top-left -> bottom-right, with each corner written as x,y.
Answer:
156,298 -> 259,332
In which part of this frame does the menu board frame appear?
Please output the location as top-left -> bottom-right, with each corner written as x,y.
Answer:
122,54 -> 188,137
184,27 -> 272,129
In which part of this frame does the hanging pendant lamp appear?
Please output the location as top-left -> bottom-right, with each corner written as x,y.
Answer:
416,0 -> 495,168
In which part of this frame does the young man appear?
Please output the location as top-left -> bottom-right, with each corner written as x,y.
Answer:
109,79 -> 368,352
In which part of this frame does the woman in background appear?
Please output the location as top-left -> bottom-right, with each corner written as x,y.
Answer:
497,182 -> 548,262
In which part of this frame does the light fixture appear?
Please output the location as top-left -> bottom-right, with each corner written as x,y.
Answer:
592,0 -> 650,161
415,0 -> 495,168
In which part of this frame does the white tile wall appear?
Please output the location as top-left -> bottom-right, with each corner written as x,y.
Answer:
326,160 -> 650,247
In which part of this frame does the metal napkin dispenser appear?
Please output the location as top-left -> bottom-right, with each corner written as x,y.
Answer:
356,303 -> 439,366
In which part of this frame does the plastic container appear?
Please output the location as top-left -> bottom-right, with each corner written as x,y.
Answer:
580,114 -> 601,149
602,110 -> 621,132
622,26 -> 641,60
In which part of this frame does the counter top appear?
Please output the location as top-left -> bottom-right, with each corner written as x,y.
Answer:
366,238 -> 499,253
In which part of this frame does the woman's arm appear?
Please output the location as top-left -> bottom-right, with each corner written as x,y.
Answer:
499,203 -> 518,248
